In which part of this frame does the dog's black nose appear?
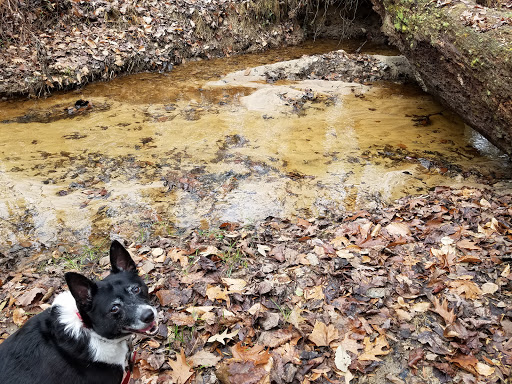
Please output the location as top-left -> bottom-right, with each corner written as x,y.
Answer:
141,308 -> 155,324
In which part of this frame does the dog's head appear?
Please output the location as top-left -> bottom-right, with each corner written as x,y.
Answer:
65,240 -> 158,339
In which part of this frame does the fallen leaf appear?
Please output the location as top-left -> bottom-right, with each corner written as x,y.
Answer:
216,361 -> 267,384
168,349 -> 194,384
287,305 -> 305,330
335,345 -> 351,372
12,308 -> 28,326
188,349 -> 221,367
408,347 -> 424,370
168,248 -> 189,267
456,239 -> 481,250
17,287 -> 45,306
200,245 -> 220,256
147,353 -> 165,370
475,362 -> 495,376
385,222 -> 411,237
258,328 -> 295,348
169,312 -> 196,326
481,282 -> 499,295
411,302 -> 431,313
231,342 -> 271,365
308,321 -> 339,347
304,285 -> 324,301
221,278 -> 247,293
448,280 -> 482,300
430,296 -> 456,324
337,333 -> 362,356
358,335 -> 391,361
206,285 -> 229,303
156,290 -> 174,306
257,244 -> 271,257
207,328 -> 239,345
447,354 -> 478,374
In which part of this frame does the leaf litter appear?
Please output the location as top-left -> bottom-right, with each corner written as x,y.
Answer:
0,186 -> 511,383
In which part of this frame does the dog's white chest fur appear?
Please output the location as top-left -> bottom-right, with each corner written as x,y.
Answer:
52,291 -> 129,368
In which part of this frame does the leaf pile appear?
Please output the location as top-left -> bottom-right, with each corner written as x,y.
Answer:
0,186 -> 511,384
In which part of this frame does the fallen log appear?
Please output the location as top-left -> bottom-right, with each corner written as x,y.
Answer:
371,0 -> 512,155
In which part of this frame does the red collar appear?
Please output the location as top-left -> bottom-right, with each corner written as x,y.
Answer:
122,350 -> 137,384
76,311 -> 90,328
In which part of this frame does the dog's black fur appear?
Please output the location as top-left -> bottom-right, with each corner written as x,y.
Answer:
0,240 -> 157,384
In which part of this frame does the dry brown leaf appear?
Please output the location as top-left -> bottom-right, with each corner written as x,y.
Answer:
231,342 -> 271,365
337,333 -> 363,356
188,349 -> 221,368
257,244 -> 271,257
430,296 -> 456,324
304,285 -> 324,301
357,335 -> 392,361
155,290 -> 175,306
446,354 -> 478,374
200,245 -> 220,256
206,285 -> 229,302
431,240 -> 457,270
180,271 -> 204,285
221,278 -> 247,293
287,305 -> 305,330
17,287 -> 46,307
168,248 -> 189,267
457,254 -> 482,263
169,312 -> 196,326
411,302 -> 431,313
385,222 -> 411,237
84,38 -> 97,49
12,308 -> 28,326
456,239 -> 481,250
216,361 -> 267,384
358,335 -> 391,361
168,349 -> 194,384
185,306 -> 215,319
475,362 -> 495,376
308,321 -> 339,347
448,280 -> 482,300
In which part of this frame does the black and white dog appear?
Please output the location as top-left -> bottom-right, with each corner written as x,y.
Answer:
0,240 -> 158,384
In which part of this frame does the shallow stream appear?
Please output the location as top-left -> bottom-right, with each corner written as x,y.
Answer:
1,40 -> 511,252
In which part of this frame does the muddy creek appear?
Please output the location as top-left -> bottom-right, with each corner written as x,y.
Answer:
1,40 -> 511,252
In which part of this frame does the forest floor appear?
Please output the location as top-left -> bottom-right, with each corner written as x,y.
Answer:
0,186 -> 511,384
1,1 -> 512,383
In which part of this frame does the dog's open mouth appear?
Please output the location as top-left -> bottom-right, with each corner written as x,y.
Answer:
125,322 -> 159,336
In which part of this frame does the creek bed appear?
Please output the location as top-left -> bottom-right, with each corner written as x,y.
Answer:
0,40 -> 510,255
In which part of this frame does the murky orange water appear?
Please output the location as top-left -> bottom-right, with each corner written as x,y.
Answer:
0,40 -> 510,251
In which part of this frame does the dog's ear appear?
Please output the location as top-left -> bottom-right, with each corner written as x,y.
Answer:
65,272 -> 97,310
110,240 -> 137,273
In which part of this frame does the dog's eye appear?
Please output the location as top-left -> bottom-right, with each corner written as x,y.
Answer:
131,286 -> 141,294
110,304 -> 120,313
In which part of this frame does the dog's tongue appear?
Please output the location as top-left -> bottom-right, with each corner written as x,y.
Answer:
140,322 -> 158,336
